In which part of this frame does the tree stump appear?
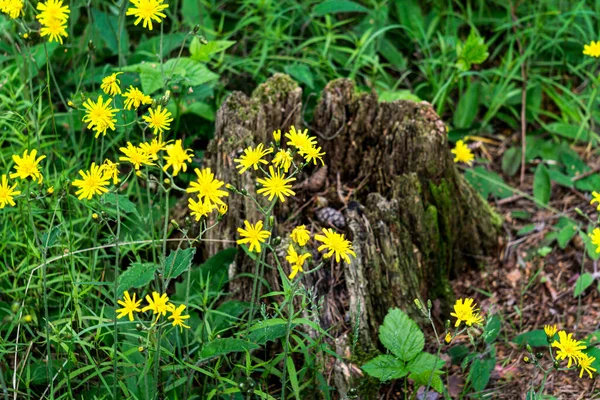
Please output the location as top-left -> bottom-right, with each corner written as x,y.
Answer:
203,74 -> 500,350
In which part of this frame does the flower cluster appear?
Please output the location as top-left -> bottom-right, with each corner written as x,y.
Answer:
0,149 -> 47,209
233,127 -> 355,279
116,290 -> 190,331
72,160 -> 119,200
37,0 -> 70,44
450,298 -> 484,328
548,327 -> 596,379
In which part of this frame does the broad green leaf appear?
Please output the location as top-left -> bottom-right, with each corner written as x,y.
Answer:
406,352 -> 444,375
547,169 -> 574,188
483,314 -> 501,344
117,262 -> 157,298
447,345 -> 469,364
313,0 -> 370,16
512,330 -> 548,347
190,38 -> 235,62
533,164 -> 551,205
104,193 -> 139,216
379,308 -> 424,361
184,101 -> 215,121
284,64 -> 315,89
454,82 -> 480,129
456,30 -> 489,71
501,147 -> 521,177
557,220 -> 578,249
547,122 -> 595,143
200,338 -> 259,359
164,247 -> 196,280
464,167 -> 514,199
409,370 -> 444,393
574,273 -> 594,297
91,8 -> 129,56
468,354 -> 495,391
361,355 -> 407,381
247,321 -> 287,345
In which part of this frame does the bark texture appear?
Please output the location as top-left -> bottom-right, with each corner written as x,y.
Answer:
203,74 -> 500,349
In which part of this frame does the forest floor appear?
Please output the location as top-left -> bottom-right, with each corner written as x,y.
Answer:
451,142 -> 600,399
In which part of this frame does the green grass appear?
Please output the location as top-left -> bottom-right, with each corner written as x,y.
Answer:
1,0 -> 600,398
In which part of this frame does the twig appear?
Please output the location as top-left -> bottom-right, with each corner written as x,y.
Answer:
510,2 -> 528,186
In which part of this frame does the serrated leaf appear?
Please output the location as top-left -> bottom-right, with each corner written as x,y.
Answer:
361,355 -> 407,381
574,273 -> 594,297
379,308 -> 424,361
117,263 -> 157,295
313,0 -> 370,16
164,247 -> 196,280
484,314 -> 501,344
409,371 -> 444,393
406,352 -> 445,375
200,338 -> 259,359
533,164 -> 551,205
512,330 -> 548,347
456,30 -> 489,71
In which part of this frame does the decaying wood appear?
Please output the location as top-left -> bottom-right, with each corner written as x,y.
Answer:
202,74 -> 500,350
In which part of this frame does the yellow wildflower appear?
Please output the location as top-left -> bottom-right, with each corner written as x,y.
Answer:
40,18 -> 68,44
272,149 -> 293,173
234,143 -> 273,174
186,168 -> 229,206
163,140 -> 192,176
314,228 -> 356,264
36,0 -> 70,23
256,166 -> 296,202
544,324 -> 558,338
444,333 -> 452,344
302,145 -> 326,165
450,298 -> 482,328
290,225 -> 310,246
552,331 -> 587,368
100,72 -> 123,96
0,175 -> 21,208
584,41 -> 600,58
591,191 -> 600,211
82,95 -> 118,138
286,244 -> 311,279
2,0 -> 23,18
143,105 -> 173,135
142,291 -> 171,318
285,126 -> 317,154
168,304 -> 191,331
72,162 -> 110,200
126,0 -> 169,31
589,228 -> 600,253
100,159 -> 120,184
116,291 -> 142,321
273,129 -> 281,144
451,140 -> 474,166
123,86 -> 153,110
139,135 -> 168,160
188,197 -> 215,221
10,149 -> 45,183
578,354 -> 597,379
237,220 -> 271,253
119,142 -> 155,170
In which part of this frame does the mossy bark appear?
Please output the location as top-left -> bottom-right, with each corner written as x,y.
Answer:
204,74 -> 500,355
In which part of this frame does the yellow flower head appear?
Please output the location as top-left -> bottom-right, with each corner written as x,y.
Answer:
451,140 -> 474,166
444,332 -> 452,344
163,140 -> 192,176
256,166 -> 296,202
72,162 -> 110,200
272,149 -> 293,173
116,291 -> 142,321
234,143 -> 273,174
237,220 -> 271,253
36,0 -> 70,24
578,354 -> 597,379
290,225 -> 310,246
589,228 -> 600,253
544,324 -> 558,338
40,17 -> 68,44
10,149 -> 46,183
285,126 -> 317,154
552,331 -> 587,368
126,0 -> 169,31
591,191 -> 600,211
302,145 -> 326,166
314,228 -> 356,264
188,197 -> 215,221
142,291 -> 171,318
273,129 -> 281,144
218,204 -> 228,216
82,95 -> 118,138
286,244 -> 311,279
168,304 -> 191,331
101,72 -> 123,96
123,86 -> 153,110
100,159 -> 120,184
584,41 -> 600,58
2,0 -> 24,18
450,298 -> 483,328
119,142 -> 155,170
139,134 -> 168,160
47,186 -> 54,194
0,174 -> 21,209
186,168 -> 229,206
143,105 -> 173,135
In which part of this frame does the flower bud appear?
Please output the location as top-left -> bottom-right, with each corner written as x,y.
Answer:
88,40 -> 95,52
526,344 -> 533,353
185,217 -> 192,227
218,204 -> 228,216
268,216 -> 275,227
273,129 -> 281,145
427,299 -> 432,310
92,213 -> 99,220
47,186 -> 54,194
523,356 -> 530,364
10,302 -> 19,313
67,100 -> 76,109
164,178 -> 171,185
171,219 -> 180,229
272,236 -> 282,246
23,315 -> 33,323
193,25 -> 200,34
